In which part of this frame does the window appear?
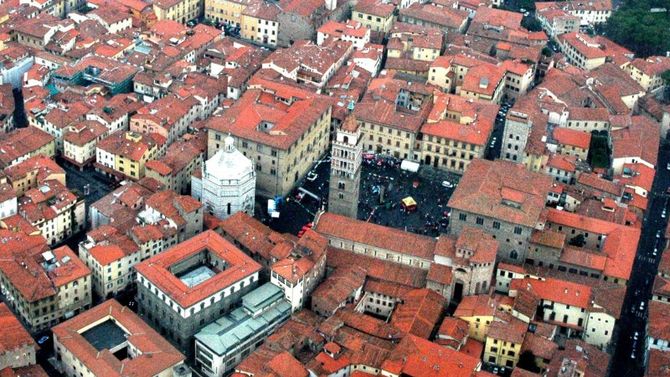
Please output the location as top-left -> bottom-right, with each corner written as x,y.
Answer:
493,221 -> 501,229
514,226 -> 522,235
458,213 -> 467,221
476,217 -> 484,225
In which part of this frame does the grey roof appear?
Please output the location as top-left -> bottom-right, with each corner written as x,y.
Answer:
195,283 -> 291,356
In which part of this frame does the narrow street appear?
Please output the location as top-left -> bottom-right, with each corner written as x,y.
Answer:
611,140 -> 670,376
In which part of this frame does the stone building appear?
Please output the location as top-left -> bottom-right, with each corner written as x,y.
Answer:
53,299 -> 187,377
328,115 -> 361,219
314,212 -> 497,304
0,303 -> 37,371
135,230 -> 262,354
192,136 -> 255,219
447,159 -> 553,263
0,232 -> 91,333
206,84 -> 331,198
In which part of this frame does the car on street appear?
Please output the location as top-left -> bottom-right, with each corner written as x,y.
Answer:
639,301 -> 645,311
663,208 -> 667,219
633,332 -> 639,340
441,180 -> 454,188
186,19 -> 197,27
489,137 -> 497,148
37,336 -> 49,345
657,230 -> 662,238
653,247 -> 658,256
667,162 -> 670,170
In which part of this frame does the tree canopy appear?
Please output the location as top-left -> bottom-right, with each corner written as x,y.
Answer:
604,0 -> 670,57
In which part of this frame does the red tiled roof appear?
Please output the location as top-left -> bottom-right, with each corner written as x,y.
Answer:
421,93 -> 497,146
448,159 -> 553,227
547,154 -> 577,173
381,334 -> 481,377
546,208 -> 639,280
0,127 -> 54,168
648,300 -> 670,342
390,288 -> 446,339
0,236 -> 89,302
472,6 -> 523,30
510,277 -> 591,308
0,302 -> 35,354
315,212 -> 436,260
553,127 -> 591,150
487,315 -> 528,344
611,115 -> 659,167
134,231 -> 262,308
206,87 -> 331,150
52,299 -> 184,377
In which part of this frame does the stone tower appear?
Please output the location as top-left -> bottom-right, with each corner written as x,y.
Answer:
328,115 -> 362,219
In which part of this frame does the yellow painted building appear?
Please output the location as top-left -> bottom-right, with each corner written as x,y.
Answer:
240,2 -> 280,47
95,131 -> 166,181
353,0 -> 396,34
523,152 -> 548,173
419,94 -> 496,173
623,57 -> 670,92
3,155 -> 65,197
0,127 -> 56,169
205,0 -> 249,26
387,39 -> 440,62
454,294 -> 501,342
483,317 -> 525,369
153,0 -> 202,24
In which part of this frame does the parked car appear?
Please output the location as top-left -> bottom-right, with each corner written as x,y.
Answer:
441,180 -> 454,188
37,336 -> 49,345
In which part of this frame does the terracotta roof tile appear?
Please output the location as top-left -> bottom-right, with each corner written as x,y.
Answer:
134,231 -> 262,308
52,299 -> 184,377
0,302 -> 35,354
447,159 -> 553,227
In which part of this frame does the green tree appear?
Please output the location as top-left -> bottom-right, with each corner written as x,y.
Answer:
569,234 -> 586,247
522,17 -> 543,32
662,70 -> 670,102
604,6 -> 670,57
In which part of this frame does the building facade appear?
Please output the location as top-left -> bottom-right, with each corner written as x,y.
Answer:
194,283 -> 291,376
328,116 -> 362,219
135,231 -> 262,352
192,136 -> 255,219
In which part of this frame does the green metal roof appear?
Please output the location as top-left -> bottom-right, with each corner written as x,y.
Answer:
195,283 -> 291,356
